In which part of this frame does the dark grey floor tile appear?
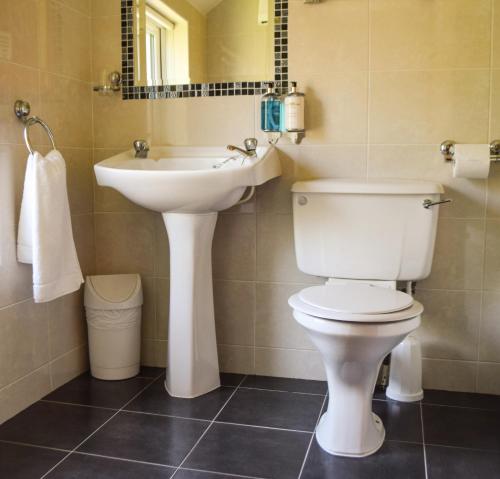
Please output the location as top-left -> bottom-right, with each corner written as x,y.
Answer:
0,402 -> 114,450
423,405 -> 500,451
426,445 -> 500,479
218,388 -> 324,431
301,439 -> 426,479
0,441 -> 66,479
78,411 -> 208,466
43,373 -> 154,409
219,373 -> 245,387
174,469 -> 244,479
423,389 -> 500,411
139,367 -> 165,378
184,423 -> 311,479
373,386 -> 388,401
46,453 -> 175,479
372,400 -> 422,443
126,378 -> 234,420
242,375 -> 327,395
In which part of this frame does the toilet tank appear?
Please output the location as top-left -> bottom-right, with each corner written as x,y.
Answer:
292,179 -> 444,281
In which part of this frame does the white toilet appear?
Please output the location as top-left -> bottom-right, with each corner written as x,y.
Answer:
288,178 -> 444,458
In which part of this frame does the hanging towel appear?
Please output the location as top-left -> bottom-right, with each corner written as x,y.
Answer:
17,150 -> 84,303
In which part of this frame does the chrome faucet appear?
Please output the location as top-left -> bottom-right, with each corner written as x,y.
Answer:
226,138 -> 258,157
133,139 -> 149,158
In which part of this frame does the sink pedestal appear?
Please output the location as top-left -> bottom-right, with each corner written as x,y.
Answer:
162,212 -> 221,398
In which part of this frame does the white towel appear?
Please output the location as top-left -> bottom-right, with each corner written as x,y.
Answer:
17,150 -> 84,303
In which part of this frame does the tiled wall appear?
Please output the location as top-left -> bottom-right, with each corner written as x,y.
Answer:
0,0 -> 94,423
91,0 -> 500,394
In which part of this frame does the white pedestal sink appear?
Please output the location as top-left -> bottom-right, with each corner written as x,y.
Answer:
94,145 -> 281,397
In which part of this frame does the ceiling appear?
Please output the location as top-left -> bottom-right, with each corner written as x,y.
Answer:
186,0 -> 223,14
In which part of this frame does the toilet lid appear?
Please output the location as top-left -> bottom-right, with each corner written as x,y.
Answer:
298,284 -> 413,315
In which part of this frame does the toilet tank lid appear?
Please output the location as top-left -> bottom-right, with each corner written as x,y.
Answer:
292,178 -> 444,195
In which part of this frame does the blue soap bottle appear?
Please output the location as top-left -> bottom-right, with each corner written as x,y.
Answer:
261,83 -> 282,132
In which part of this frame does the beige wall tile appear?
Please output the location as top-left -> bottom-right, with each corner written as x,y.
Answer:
40,0 -> 91,82
493,0 -> 500,67
213,214 -> 256,281
477,362 -> 500,395
479,291 -> 500,362
48,290 -> 86,359
255,347 -> 325,380
40,72 -> 92,148
59,0 -> 91,16
72,213 -> 95,276
155,214 -> 170,278
415,289 -> 481,361
490,70 -> 500,140
289,0 -> 369,75
484,220 -> 500,291
0,366 -> 51,425
49,345 -> 89,390
218,344 -> 254,374
256,282 -> 313,350
257,213 -> 322,284
156,278 -> 170,341
370,0 -> 491,70
0,300 -> 49,389
288,72 -> 369,144
420,218 -> 485,290
92,0 -> 120,17
141,276 -> 156,341
91,14 -> 121,84
370,70 -> 490,145
369,145 -> 486,219
422,358 -> 477,392
214,280 -> 255,347
64,148 -> 93,215
95,213 -> 156,275
141,339 -> 159,367
0,0 -> 40,67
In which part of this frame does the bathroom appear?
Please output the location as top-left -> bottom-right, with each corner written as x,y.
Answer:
1,0 -> 500,477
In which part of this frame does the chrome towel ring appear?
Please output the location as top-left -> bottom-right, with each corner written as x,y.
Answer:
14,100 -> 56,155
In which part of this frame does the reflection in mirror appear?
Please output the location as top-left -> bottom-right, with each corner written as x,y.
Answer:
133,0 -> 275,87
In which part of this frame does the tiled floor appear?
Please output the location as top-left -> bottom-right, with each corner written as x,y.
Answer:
1,368 -> 500,478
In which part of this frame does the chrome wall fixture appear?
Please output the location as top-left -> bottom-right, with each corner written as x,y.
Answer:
93,71 -> 122,95
14,100 -> 56,155
440,140 -> 500,162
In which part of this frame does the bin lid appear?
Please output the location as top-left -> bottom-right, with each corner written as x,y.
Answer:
84,274 -> 143,310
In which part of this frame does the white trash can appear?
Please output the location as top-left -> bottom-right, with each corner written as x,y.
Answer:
84,274 -> 143,380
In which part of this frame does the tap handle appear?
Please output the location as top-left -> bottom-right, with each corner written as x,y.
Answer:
244,138 -> 258,152
133,139 -> 149,153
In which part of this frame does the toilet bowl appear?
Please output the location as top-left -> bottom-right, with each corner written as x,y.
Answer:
289,283 -> 422,457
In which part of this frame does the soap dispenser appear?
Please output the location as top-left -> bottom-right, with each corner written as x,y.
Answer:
284,81 -> 305,133
260,82 -> 282,132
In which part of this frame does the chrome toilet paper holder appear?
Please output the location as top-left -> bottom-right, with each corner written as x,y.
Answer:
440,140 -> 500,162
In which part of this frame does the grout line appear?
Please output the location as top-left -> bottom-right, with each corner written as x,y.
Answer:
238,386 -> 326,397
121,409 -> 212,423
297,394 -> 327,479
171,375 -> 248,476
39,400 -> 119,412
177,467 -> 266,479
212,420 -> 314,435
420,402 -> 429,479
0,439 -> 71,454
71,450 -> 175,469
421,402 -> 500,412
39,377 -> 158,479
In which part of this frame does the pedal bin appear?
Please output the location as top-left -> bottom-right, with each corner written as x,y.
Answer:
84,274 -> 143,380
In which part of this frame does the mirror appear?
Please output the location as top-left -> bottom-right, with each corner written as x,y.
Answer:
133,0 -> 276,87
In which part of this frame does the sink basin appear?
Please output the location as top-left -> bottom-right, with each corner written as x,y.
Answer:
94,146 -> 281,213
94,145 -> 281,398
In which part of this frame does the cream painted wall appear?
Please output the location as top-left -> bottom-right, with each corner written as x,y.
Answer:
91,0 -> 500,394
0,0 -> 94,423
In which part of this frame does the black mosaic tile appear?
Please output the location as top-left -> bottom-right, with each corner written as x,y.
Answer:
423,404 -> 500,451
218,388 -> 323,431
423,389 -> 500,411
426,445 -> 500,479
301,440 -> 426,479
125,378 -> 234,420
242,375 -> 327,394
0,402 -> 114,450
46,453 -> 175,479
78,411 -> 208,466
43,373 -> 154,409
184,423 -> 310,479
0,441 -> 66,479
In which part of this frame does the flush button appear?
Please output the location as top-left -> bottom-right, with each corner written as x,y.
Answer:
298,195 -> 308,206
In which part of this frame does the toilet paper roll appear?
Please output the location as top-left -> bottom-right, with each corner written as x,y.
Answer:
453,144 -> 491,179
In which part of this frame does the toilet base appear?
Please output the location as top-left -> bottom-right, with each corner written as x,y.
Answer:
316,411 -> 385,458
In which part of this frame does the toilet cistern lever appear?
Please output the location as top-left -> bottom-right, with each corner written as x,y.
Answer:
423,198 -> 452,209
133,139 -> 149,158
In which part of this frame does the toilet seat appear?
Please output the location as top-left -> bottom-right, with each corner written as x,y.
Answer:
289,284 -> 423,323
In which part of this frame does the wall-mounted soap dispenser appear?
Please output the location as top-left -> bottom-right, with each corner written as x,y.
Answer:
284,81 -> 305,144
261,83 -> 282,133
